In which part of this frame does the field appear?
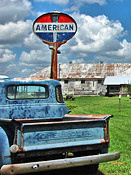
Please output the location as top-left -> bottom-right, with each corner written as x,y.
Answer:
65,96 -> 131,175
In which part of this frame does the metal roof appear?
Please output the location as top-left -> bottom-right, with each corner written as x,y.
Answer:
29,63 -> 131,79
104,76 -> 131,85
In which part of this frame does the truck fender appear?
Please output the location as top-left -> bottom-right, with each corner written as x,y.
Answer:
0,127 -> 11,168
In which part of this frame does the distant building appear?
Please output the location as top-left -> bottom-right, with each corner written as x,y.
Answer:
29,63 -> 131,95
104,76 -> 131,96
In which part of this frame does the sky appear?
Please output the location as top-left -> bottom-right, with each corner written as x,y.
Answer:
0,0 -> 131,78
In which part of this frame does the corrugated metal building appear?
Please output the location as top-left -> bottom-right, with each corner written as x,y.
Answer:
29,63 -> 131,95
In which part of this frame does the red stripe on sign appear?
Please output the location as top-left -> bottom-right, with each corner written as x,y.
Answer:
36,14 -> 52,23
58,14 -> 74,23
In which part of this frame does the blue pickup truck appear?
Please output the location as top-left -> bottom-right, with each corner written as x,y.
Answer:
0,77 -> 120,175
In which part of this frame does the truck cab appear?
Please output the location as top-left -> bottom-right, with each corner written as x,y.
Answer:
0,78 -> 69,120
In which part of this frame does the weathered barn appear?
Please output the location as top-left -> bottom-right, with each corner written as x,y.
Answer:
29,63 -> 131,95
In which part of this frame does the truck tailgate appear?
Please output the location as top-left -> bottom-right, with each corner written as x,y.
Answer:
15,114 -> 111,152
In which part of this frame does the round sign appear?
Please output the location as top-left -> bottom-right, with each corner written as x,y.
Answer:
33,11 -> 77,44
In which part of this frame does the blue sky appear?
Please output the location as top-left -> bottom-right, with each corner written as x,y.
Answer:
0,0 -> 131,78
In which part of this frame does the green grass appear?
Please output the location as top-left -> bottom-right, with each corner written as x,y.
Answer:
65,96 -> 131,175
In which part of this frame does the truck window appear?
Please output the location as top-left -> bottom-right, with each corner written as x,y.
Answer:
7,85 -> 49,100
56,85 -> 64,103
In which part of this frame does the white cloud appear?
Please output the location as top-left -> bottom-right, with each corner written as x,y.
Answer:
0,49 -> 16,63
80,0 -> 106,5
34,0 -> 69,5
0,20 -> 32,48
67,13 -> 129,59
0,62 -> 38,78
105,39 -> 131,61
34,0 -> 106,14
21,68 -> 36,76
53,12 -> 131,64
0,0 -> 32,24
72,58 -> 85,63
119,40 -> 131,58
24,33 -> 45,50
35,0 -> 106,6
64,0 -> 106,12
20,49 -> 51,64
18,49 -> 52,77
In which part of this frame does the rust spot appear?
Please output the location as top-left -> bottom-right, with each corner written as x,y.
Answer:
18,148 -> 26,152
11,169 -> 14,173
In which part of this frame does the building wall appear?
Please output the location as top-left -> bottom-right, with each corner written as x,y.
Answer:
60,78 -> 106,95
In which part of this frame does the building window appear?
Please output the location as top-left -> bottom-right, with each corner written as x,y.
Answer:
98,79 -> 103,85
64,80 -> 68,84
109,86 -> 120,92
93,80 -> 95,87
81,80 -> 85,84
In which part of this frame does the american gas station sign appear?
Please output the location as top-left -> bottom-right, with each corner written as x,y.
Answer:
33,11 -> 77,43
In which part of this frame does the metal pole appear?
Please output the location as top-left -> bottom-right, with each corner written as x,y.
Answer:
50,45 -> 58,80
119,98 -> 121,112
53,46 -> 58,80
50,49 -> 54,79
118,94 -> 121,112
59,64 -> 61,80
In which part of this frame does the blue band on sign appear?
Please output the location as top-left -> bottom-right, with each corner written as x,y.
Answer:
35,32 -> 75,42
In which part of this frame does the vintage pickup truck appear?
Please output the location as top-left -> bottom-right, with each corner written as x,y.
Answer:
0,77 -> 120,175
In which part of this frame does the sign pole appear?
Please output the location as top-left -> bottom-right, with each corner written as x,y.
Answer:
53,46 -> 58,80
50,49 -> 54,79
50,45 -> 58,80
49,42 -> 65,80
